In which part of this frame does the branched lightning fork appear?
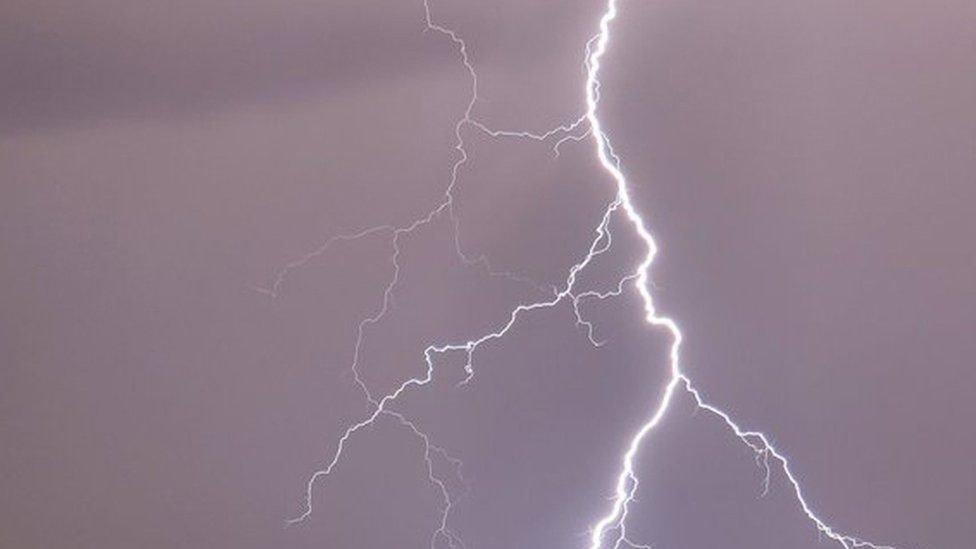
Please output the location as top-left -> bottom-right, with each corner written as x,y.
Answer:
280,2 -> 587,544
276,1 -> 895,549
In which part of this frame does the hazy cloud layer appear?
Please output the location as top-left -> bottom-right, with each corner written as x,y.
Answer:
2,1 -> 973,548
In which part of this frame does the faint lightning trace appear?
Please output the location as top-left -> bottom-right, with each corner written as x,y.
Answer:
277,1 -> 896,549
280,2 -> 588,546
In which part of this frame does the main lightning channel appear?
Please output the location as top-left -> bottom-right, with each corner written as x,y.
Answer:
582,2 -> 891,548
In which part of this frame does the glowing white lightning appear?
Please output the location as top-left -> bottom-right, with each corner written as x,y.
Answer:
582,2 -> 892,548
275,1 -> 896,548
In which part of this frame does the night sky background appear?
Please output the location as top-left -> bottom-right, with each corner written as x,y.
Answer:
2,1 -> 974,548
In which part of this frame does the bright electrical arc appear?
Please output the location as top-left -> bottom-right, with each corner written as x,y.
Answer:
272,1 -> 896,548
581,2 -> 891,548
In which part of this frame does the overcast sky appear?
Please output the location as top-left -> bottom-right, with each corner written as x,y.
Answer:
2,1 -> 974,548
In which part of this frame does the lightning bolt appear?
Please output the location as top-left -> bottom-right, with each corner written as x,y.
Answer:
581,3 -> 892,549
269,1 -> 897,548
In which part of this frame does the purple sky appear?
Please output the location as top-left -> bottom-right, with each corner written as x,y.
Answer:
2,1 -> 974,548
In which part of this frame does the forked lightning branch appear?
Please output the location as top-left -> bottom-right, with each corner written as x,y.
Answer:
272,2 -> 894,548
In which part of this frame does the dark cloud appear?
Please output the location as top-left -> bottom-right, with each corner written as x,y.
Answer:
1,1 -> 453,131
